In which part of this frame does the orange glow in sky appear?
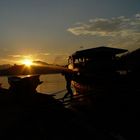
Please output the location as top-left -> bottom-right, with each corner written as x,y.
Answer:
21,59 -> 33,67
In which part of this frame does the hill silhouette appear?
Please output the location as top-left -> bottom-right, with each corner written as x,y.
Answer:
0,64 -> 73,76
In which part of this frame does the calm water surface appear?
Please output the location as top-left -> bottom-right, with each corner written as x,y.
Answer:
0,74 -> 66,99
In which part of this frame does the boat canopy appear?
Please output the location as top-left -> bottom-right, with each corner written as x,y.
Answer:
72,46 -> 128,59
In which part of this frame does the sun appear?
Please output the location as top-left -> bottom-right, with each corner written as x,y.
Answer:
22,59 -> 33,67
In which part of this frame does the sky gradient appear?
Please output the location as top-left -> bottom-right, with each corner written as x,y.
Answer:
0,0 -> 140,65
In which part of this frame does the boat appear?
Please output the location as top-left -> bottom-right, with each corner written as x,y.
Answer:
68,46 -> 128,94
0,48 -> 140,140
8,75 -> 43,94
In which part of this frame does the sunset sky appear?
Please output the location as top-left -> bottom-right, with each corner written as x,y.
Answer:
0,0 -> 140,65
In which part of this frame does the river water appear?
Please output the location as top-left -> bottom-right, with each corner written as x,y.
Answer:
0,74 -> 67,99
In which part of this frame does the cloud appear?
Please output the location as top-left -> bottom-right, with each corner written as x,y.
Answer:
67,13 -> 140,50
135,13 -> 140,18
40,53 -> 50,56
68,14 -> 140,37
8,54 -> 34,60
53,54 -> 68,65
0,58 -> 17,64
8,55 -> 22,58
31,52 -> 69,65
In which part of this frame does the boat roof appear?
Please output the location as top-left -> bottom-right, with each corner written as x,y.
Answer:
72,46 -> 128,59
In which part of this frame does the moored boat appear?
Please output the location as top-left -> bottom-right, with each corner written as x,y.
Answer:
68,46 -> 128,94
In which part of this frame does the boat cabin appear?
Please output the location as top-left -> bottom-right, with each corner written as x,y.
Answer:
68,46 -> 128,74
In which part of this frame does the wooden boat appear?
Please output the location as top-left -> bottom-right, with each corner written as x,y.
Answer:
68,46 -> 128,94
7,75 -> 43,95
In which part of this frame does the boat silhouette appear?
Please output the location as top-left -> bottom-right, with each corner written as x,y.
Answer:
0,46 -> 140,139
68,46 -> 128,94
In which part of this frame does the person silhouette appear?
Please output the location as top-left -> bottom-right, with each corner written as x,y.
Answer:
62,71 -> 73,100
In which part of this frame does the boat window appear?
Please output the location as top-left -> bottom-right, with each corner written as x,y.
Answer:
75,59 -> 79,64
68,56 -> 73,64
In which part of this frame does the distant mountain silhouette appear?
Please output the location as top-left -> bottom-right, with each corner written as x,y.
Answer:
33,61 -> 49,65
0,64 -> 11,70
0,64 -> 73,76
